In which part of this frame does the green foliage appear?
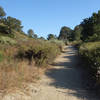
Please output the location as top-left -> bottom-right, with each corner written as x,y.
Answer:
16,40 -> 62,66
76,10 -> 100,88
33,43 -> 60,66
80,10 -> 100,41
71,40 -> 82,48
27,29 -> 34,38
58,26 -> 73,41
0,6 -> 23,36
71,10 -> 100,42
0,36 -> 17,45
39,37 -> 45,40
0,17 -> 23,35
79,42 -> 100,84
73,25 -> 83,41
48,39 -> 65,51
34,34 -> 38,39
4,16 -> 23,34
88,34 -> 100,42
0,24 -> 9,34
27,29 -> 38,39
0,6 -> 6,18
47,34 -> 56,40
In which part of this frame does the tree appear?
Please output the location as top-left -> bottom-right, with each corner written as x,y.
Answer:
73,25 -> 83,41
27,29 -> 38,38
58,26 -> 72,41
39,37 -> 45,40
81,18 -> 93,41
28,29 -> 34,38
34,34 -> 38,39
0,6 -> 6,18
4,16 -> 23,34
80,10 -> 100,41
47,34 -> 56,40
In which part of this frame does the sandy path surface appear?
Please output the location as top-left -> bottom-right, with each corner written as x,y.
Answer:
1,46 -> 99,100
30,46 -> 99,100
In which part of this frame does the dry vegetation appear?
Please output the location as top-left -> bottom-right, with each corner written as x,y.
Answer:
0,33 -> 64,93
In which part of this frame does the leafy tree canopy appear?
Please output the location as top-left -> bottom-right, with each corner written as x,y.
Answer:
0,6 -> 6,18
28,29 -> 34,38
4,16 -> 23,34
81,10 -> 100,41
73,25 -> 83,41
27,29 -> 38,39
47,34 -> 56,40
58,26 -> 73,41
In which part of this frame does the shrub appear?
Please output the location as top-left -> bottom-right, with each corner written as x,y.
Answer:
0,36 -> 16,45
48,39 -> 65,52
16,40 -> 61,66
0,37 -> 64,92
71,40 -> 82,48
79,42 -> 100,87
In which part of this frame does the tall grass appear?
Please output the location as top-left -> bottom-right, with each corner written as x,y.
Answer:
0,60 -> 41,91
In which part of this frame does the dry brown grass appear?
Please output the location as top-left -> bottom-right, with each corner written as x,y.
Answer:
0,37 -> 63,95
0,60 -> 44,93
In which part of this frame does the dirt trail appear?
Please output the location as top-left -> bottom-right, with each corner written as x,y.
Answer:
1,46 -> 99,100
30,46 -> 99,100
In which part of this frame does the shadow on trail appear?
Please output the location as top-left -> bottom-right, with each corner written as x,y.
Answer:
45,46 -> 99,100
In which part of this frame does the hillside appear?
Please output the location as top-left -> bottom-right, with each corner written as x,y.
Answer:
0,26 -> 65,93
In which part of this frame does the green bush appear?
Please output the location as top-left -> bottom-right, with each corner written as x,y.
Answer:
16,40 -> 62,66
48,39 -> 65,52
0,36 -> 17,45
71,40 -> 82,48
79,42 -> 100,86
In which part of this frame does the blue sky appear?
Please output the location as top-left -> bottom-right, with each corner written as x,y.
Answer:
0,0 -> 100,38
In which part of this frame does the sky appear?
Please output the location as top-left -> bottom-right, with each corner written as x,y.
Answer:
0,0 -> 100,38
